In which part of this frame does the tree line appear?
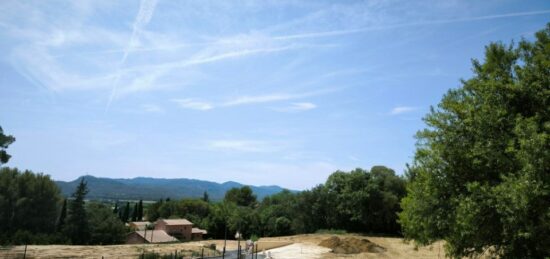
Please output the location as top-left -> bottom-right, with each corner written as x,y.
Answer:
0,167 -> 127,245
146,166 -> 406,239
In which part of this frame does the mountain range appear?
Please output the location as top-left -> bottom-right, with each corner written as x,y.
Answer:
55,175 -> 291,201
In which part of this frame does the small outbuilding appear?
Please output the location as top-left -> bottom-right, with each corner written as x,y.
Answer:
192,228 -> 208,241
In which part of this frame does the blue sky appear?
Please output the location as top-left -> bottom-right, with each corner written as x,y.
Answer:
1,1 -> 548,190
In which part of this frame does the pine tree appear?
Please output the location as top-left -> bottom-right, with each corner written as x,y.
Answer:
64,179 -> 90,245
0,126 -> 15,165
113,203 -> 118,214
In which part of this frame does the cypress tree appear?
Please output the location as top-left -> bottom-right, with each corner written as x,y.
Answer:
137,200 -> 143,221
64,179 -> 90,244
132,203 -> 138,222
56,198 -> 67,232
118,206 -> 123,221
203,191 -> 209,203
113,203 -> 118,214
122,202 -> 130,222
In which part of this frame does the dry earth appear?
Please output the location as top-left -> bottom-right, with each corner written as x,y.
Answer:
259,234 -> 447,259
2,234 -> 449,259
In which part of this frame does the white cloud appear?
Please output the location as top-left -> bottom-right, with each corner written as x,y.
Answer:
390,106 -> 418,115
272,102 -> 317,112
142,104 -> 163,113
271,9 -> 550,41
172,99 -> 213,111
223,93 -> 297,106
222,89 -> 333,107
5,0 -> 550,106
207,140 -> 273,153
172,89 -> 333,111
107,0 -> 159,109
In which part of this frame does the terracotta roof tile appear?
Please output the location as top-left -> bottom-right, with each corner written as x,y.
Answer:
192,228 -> 207,234
135,230 -> 178,243
160,218 -> 193,225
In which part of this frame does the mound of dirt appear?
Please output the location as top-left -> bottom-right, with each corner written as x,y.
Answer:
319,236 -> 386,254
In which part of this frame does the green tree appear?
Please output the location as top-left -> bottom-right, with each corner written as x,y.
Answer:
0,126 -> 15,165
203,191 -> 209,203
87,203 -> 128,245
64,179 -> 90,245
0,168 -> 61,244
132,202 -> 138,221
399,25 -> 550,258
224,186 -> 257,207
205,201 -> 236,239
146,199 -> 163,222
56,199 -> 67,232
122,202 -> 130,222
137,200 -> 143,220
274,217 -> 292,236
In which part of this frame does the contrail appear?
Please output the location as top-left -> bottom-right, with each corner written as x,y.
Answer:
273,9 -> 550,41
106,0 -> 159,111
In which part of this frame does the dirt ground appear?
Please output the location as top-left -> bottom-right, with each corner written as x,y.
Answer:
2,234 -> 448,259
259,234 -> 447,259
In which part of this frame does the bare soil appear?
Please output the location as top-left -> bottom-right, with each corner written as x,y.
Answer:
259,234 -> 447,259
2,234 -> 451,259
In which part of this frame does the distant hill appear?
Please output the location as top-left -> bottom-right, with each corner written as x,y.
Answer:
55,175 -> 291,201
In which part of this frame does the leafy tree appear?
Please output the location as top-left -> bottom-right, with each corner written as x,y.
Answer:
146,199 -> 163,221
0,168 -> 61,244
64,179 -> 90,245
87,203 -> 128,245
399,24 -> 550,258
274,217 -> 292,236
318,167 -> 406,234
205,201 -> 236,239
0,126 -> 15,165
224,186 -> 257,207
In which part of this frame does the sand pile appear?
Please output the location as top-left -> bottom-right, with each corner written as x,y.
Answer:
319,236 -> 386,254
